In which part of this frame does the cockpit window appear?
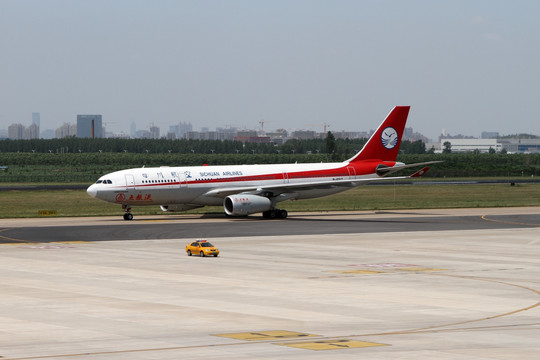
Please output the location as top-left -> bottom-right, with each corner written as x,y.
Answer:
96,180 -> 103,184
96,179 -> 113,184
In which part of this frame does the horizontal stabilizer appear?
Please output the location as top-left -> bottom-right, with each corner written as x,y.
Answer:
376,161 -> 443,176
410,166 -> 430,178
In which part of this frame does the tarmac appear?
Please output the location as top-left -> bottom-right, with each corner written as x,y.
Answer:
1,208 -> 539,359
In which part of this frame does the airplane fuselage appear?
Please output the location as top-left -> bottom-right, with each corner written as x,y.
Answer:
87,160 -> 399,207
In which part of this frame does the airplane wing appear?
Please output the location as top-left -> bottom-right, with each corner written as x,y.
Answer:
203,161 -> 440,198
203,175 -> 412,198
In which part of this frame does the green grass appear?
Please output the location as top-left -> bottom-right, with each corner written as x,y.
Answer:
0,183 -> 538,218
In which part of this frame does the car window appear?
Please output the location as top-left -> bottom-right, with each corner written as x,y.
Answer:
201,242 -> 214,247
190,242 -> 199,246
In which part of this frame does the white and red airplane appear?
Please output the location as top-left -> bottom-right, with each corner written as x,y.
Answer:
87,106 -> 439,220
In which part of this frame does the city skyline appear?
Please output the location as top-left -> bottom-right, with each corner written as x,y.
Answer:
4,110 -> 539,143
1,1 -> 539,142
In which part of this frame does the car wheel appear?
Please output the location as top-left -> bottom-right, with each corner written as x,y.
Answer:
214,254 -> 218,257
187,250 -> 192,256
200,250 -> 205,257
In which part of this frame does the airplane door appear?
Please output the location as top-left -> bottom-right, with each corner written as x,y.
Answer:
125,174 -> 136,190
283,172 -> 289,184
347,166 -> 356,179
178,171 -> 187,188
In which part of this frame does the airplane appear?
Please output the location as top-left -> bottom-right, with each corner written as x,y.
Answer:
87,106 -> 440,220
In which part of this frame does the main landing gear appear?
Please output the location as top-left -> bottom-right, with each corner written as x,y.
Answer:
122,205 -> 133,221
262,209 -> 288,219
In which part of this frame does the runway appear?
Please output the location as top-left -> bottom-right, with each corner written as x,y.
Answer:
1,208 -> 539,359
1,207 -> 540,244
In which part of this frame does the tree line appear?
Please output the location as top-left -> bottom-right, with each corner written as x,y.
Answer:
0,135 -> 426,156
1,152 -> 539,180
1,135 -> 539,181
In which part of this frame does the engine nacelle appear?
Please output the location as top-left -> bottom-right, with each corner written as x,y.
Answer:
160,204 -> 202,212
224,194 -> 272,216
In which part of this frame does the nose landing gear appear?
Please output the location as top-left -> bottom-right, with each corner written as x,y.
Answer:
122,205 -> 133,220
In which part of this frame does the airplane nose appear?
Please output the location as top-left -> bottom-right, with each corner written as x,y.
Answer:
87,184 -> 97,198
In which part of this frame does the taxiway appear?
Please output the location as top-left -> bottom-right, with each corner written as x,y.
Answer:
1,208 -> 539,359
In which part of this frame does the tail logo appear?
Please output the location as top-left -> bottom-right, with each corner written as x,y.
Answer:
381,127 -> 399,149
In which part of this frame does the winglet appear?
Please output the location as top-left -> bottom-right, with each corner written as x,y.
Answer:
410,166 -> 430,178
346,106 -> 410,163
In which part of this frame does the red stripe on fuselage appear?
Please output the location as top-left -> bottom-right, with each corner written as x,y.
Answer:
126,161 -> 396,188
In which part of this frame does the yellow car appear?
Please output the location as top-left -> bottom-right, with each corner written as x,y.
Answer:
186,240 -> 219,257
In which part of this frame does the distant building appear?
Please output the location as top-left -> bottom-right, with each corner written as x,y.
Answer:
440,139 -> 501,153
425,142 -> 441,152
136,130 -> 152,139
184,131 -> 201,140
236,130 -> 258,138
200,131 -> 219,140
32,113 -> 40,127
215,127 -> 237,141
266,129 -> 289,145
40,129 -> 54,139
77,115 -> 103,138
481,131 -> 499,139
234,136 -> 271,143
440,137 -> 540,154
334,131 -> 370,140
24,123 -> 39,139
291,130 -> 316,140
499,138 -> 540,153
439,129 -> 475,142
234,130 -> 270,143
55,123 -> 77,138
7,121 -> 40,140
169,122 -> 193,139
403,127 -> 429,143
8,124 -> 24,139
149,125 -> 160,139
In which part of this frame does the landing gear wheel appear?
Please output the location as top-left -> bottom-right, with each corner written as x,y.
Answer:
122,205 -> 133,221
263,209 -> 287,219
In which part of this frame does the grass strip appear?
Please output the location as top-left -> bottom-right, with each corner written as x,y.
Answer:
0,183 -> 538,218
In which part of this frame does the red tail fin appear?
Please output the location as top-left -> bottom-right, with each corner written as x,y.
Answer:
347,106 -> 410,163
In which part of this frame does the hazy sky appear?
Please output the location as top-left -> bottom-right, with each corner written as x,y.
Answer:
1,0 -> 539,141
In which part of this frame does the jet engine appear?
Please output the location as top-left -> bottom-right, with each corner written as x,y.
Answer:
223,194 -> 272,216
